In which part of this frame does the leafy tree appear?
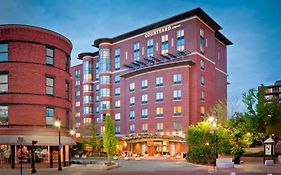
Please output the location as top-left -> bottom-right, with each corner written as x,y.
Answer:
186,120 -> 231,164
205,100 -> 228,125
82,124 -> 102,154
103,115 -> 117,165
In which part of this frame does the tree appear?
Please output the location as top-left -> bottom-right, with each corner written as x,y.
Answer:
82,124 -> 102,154
205,100 -> 228,125
103,115 -> 117,165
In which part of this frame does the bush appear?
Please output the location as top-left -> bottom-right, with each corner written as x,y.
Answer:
242,151 -> 263,157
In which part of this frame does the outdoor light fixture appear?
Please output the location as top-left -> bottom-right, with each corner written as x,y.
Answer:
54,120 -> 62,171
69,129 -> 75,136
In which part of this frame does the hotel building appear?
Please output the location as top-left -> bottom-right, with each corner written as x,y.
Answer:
0,24 -> 74,168
264,80 -> 281,103
71,8 -> 232,156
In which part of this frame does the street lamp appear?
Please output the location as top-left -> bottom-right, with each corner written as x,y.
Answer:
208,115 -> 218,167
54,120 -> 62,171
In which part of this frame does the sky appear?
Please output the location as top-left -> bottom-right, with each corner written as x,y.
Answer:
0,0 -> 280,112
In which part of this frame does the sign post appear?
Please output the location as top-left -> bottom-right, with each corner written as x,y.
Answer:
17,137 -> 24,175
264,137 -> 275,164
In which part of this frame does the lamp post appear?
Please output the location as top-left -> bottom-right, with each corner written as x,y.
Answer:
54,120 -> 62,171
69,129 -> 75,166
31,140 -> 38,173
208,116 -> 218,167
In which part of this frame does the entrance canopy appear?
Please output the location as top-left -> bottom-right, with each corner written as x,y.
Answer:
122,133 -> 185,143
0,135 -> 75,146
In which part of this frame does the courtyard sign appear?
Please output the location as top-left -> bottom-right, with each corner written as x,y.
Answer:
144,24 -> 181,38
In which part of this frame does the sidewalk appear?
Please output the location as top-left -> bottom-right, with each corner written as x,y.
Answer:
234,161 -> 281,174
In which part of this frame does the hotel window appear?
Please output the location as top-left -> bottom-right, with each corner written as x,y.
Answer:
133,42 -> 140,61
96,95 -> 100,102
156,122 -> 163,132
99,48 -> 111,71
115,74 -> 120,83
129,82 -> 135,92
84,117 -> 92,125
46,47 -> 54,65
173,106 -> 182,116
101,126 -> 105,134
200,76 -> 205,85
83,84 -> 93,92
0,106 -> 8,125
75,118 -> 80,128
96,107 -> 99,113
200,28 -> 205,54
96,61 -> 99,80
115,113 -> 121,121
141,94 -> 148,104
66,82 -> 70,99
130,124 -> 135,133
100,75 -> 110,84
173,74 -> 182,84
156,107 -> 163,117
147,38 -> 153,57
141,109 -> 148,119
161,34 -> 169,55
46,77 -> 54,95
156,92 -> 163,102
83,95 -> 93,103
115,88 -> 120,96
100,101 -> 111,110
83,60 -> 93,82
96,84 -> 99,92
130,110 -> 135,120
173,90 -> 182,100
201,91 -> 205,101
115,126 -> 121,134
141,79 -> 148,89
173,122 -> 182,132
0,73 -> 8,93
129,97 -> 135,106
176,29 -> 185,51
114,48 -> 120,70
200,106 -> 205,117
200,59 -> 205,70
115,100 -> 121,108
0,43 -> 8,62
156,76 -> 163,87
142,123 -> 148,133
65,55 -> 70,72
46,107 -> 54,125
100,88 -> 110,97
83,107 -> 93,114
75,69 -> 80,80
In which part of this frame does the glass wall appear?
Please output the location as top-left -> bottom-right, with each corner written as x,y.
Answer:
99,48 -> 111,72
83,60 -> 93,82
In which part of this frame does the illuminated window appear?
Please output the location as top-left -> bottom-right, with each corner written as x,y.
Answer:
142,123 -> 148,133
83,107 -> 93,114
141,109 -> 148,119
115,113 -> 121,121
173,90 -> 182,100
84,118 -> 92,125
141,79 -> 148,89
46,47 -> 54,65
114,48 -> 120,70
101,126 -> 105,134
173,106 -> 182,116
99,48 -> 111,71
0,73 -> 8,93
176,29 -> 185,51
161,34 -> 169,54
147,38 -> 153,57
83,61 -> 93,81
0,43 -> 8,62
156,107 -> 163,117
173,74 -> 182,84
156,76 -> 163,87
156,122 -> 163,132
130,110 -> 135,120
129,97 -> 135,106
133,42 -> 140,61
156,92 -> 163,102
141,94 -> 148,104
83,84 -> 93,92
129,82 -> 135,92
200,106 -> 205,117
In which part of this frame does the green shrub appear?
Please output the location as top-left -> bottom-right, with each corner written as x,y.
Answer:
242,151 -> 263,157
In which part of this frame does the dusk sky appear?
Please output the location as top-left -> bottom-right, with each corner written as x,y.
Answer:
0,0 -> 280,111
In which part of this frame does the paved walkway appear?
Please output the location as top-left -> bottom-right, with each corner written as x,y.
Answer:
0,158 -> 280,175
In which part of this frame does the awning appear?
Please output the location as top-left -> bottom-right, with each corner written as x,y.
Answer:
0,135 -> 76,146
